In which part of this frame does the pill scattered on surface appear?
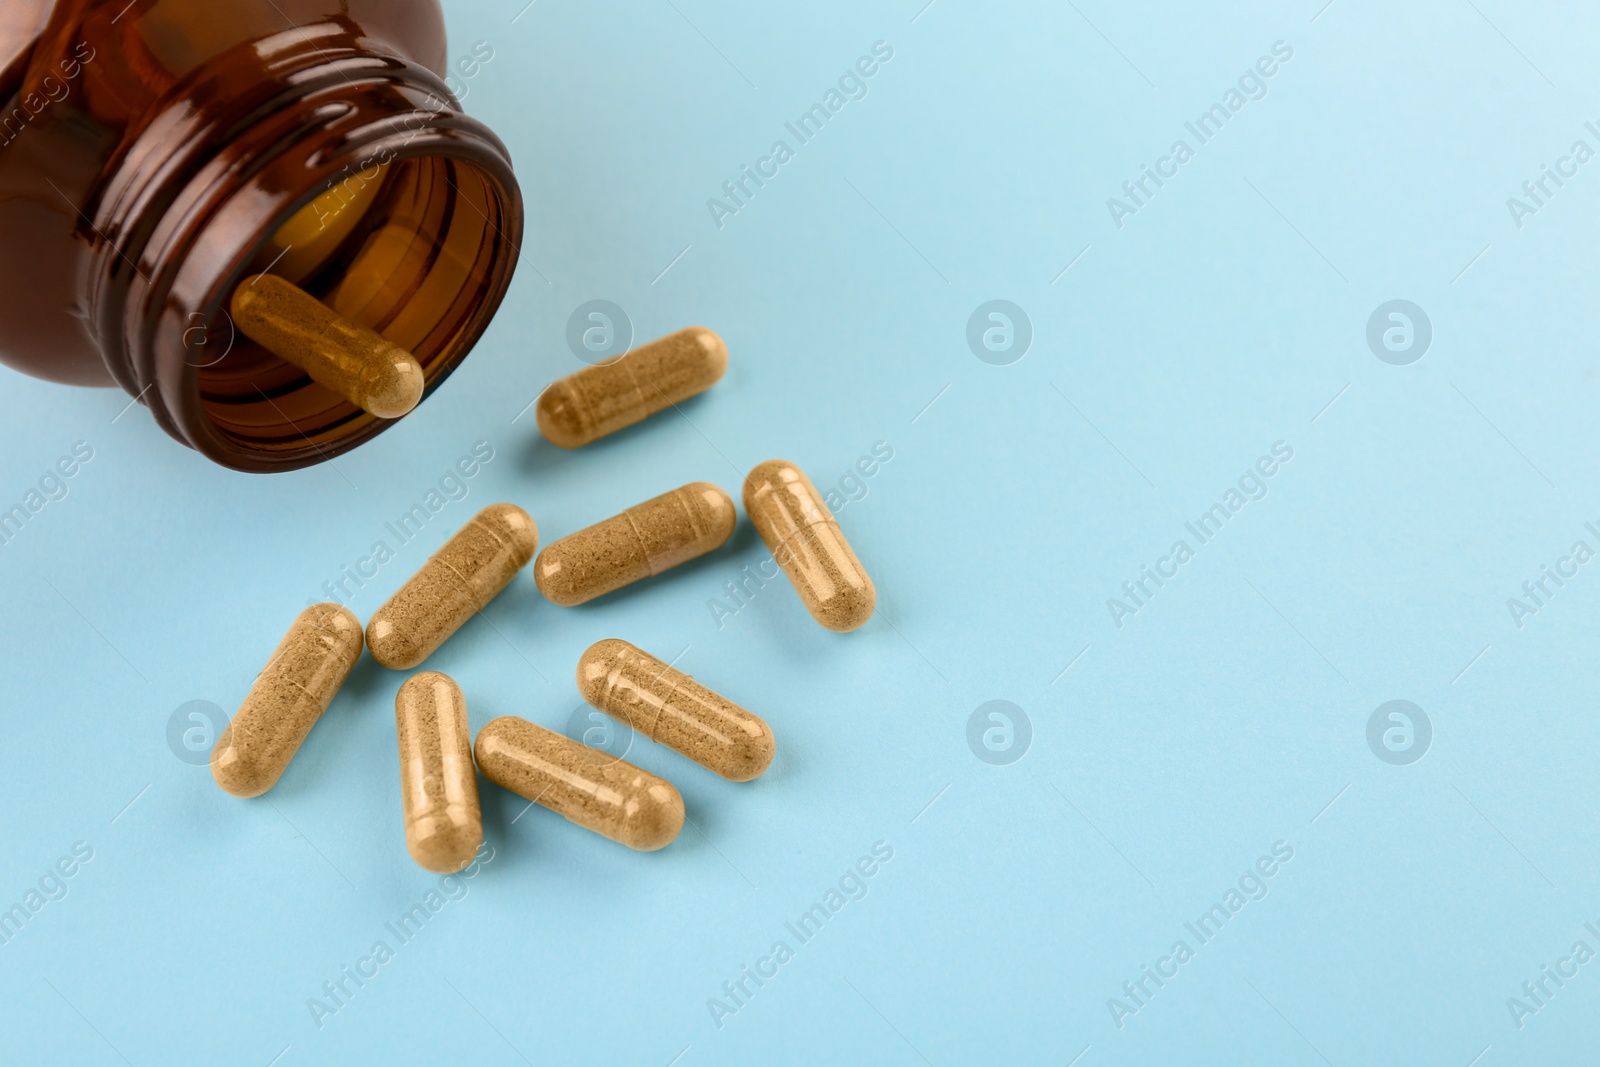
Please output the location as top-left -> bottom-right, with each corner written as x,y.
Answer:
743,459 -> 876,632
394,671 -> 483,873
473,715 -> 684,850
535,326 -> 727,449
231,273 -> 425,419
578,639 -> 774,782
367,503 -> 538,670
534,482 -> 736,606
211,603 -> 363,798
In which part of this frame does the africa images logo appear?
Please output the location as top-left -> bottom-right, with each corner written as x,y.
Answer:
1366,701 -> 1431,766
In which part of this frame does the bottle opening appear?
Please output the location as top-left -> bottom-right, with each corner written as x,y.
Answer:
196,153 -> 512,457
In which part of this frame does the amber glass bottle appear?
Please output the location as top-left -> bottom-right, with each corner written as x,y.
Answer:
0,0 -> 523,471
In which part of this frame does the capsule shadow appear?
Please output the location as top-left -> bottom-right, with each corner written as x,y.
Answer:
337,651 -> 393,709
266,654 -> 396,801
476,570 -> 551,644
514,430 -> 569,481
476,775 -> 538,866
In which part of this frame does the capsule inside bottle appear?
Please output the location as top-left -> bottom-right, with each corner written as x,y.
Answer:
535,326 -> 727,449
231,273 -> 425,419
395,671 -> 483,873
742,459 -> 875,632
367,503 -> 538,670
473,715 -> 684,851
211,603 -> 364,798
578,638 -> 774,782
259,163 -> 389,284
534,482 -> 736,606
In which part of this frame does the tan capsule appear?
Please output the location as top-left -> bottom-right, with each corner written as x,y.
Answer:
535,326 -> 727,448
743,459 -> 876,632
578,639 -> 774,782
534,482 -> 736,606
367,503 -> 538,670
473,715 -> 683,851
211,603 -> 363,798
394,672 -> 483,873
231,273 -> 425,419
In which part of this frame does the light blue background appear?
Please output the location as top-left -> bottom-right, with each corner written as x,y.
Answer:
3,0 -> 1598,1063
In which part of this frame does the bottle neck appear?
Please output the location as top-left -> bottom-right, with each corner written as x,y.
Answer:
92,30 -> 521,472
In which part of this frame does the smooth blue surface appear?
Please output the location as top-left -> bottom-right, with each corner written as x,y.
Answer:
4,1 -> 1600,1063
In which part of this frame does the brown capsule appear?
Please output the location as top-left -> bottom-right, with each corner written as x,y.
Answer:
535,326 -> 727,449
473,716 -> 684,851
742,459 -> 875,632
211,603 -> 363,798
367,503 -> 538,670
231,274 -> 425,419
534,482 -> 736,606
394,672 -> 483,873
578,639 -> 774,782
